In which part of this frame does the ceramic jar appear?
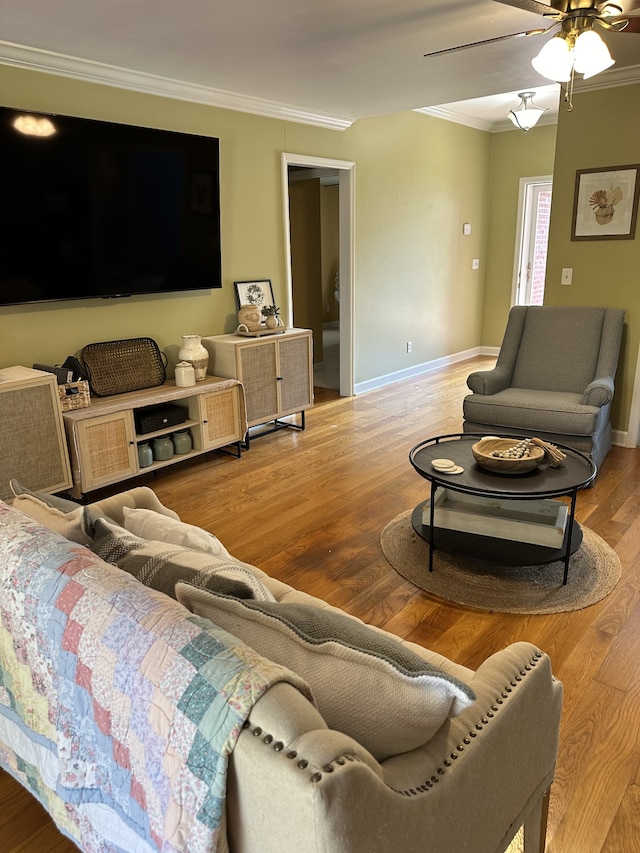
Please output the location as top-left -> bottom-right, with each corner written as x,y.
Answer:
237,304 -> 262,332
265,314 -> 278,329
174,361 -> 196,387
137,442 -> 153,468
178,335 -> 209,381
152,436 -> 174,461
172,429 -> 192,455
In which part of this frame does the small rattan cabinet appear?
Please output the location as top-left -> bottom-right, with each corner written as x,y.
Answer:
202,329 -> 313,432
0,366 -> 73,502
63,376 -> 245,498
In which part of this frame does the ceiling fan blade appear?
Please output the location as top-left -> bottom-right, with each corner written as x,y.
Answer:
603,10 -> 640,29
492,0 -> 570,16
617,13 -> 640,28
423,28 -> 545,58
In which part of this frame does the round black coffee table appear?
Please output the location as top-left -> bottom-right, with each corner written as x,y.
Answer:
409,433 -> 596,584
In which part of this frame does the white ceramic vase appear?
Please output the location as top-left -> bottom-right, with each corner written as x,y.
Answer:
178,335 -> 209,381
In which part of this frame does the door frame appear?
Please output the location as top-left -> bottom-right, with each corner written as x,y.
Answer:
511,175 -> 553,307
282,152 -> 355,397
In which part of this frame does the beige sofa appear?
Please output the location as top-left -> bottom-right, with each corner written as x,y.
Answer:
0,485 -> 562,853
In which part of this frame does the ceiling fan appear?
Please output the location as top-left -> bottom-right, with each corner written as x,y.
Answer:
423,0 -> 640,111
423,0 -> 640,61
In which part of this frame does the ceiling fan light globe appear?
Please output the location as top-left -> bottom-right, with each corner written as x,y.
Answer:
531,35 -> 573,82
573,30 -> 615,78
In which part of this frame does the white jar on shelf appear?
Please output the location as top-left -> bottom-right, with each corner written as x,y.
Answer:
174,361 -> 196,387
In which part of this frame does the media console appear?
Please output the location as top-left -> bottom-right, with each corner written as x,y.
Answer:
62,376 -> 245,498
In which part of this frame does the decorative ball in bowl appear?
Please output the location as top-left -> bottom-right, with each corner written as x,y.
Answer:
471,437 -> 544,474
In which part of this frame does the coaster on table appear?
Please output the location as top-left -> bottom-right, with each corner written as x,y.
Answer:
432,458 -> 457,472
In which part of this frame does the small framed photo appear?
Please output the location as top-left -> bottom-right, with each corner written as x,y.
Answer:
234,279 -> 275,309
571,164 -> 640,240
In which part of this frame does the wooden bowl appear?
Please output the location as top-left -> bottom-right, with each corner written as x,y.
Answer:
471,437 -> 544,474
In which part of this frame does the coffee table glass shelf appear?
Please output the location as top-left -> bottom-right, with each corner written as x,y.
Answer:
409,433 -> 596,584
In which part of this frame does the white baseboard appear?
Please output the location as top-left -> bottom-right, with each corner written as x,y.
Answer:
354,346 -> 498,395
353,351 -> 634,450
612,430 -> 628,447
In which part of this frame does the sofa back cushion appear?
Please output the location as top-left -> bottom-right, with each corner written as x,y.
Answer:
176,584 -> 476,762
89,517 -> 275,602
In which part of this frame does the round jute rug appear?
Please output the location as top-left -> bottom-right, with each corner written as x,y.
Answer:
380,510 -> 620,614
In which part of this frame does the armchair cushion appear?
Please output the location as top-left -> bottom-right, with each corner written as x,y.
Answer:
464,388 -> 607,436
175,584 -> 476,762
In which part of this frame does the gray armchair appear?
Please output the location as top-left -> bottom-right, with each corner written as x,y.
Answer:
463,306 -> 624,470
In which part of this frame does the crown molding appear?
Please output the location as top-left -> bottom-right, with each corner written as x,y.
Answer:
415,105 -> 559,133
0,40 -> 355,131
414,105 -> 495,132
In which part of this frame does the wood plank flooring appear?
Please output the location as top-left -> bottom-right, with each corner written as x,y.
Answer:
2,356 -> 640,852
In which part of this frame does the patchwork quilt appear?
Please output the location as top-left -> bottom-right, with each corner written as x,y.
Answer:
0,501 -> 310,852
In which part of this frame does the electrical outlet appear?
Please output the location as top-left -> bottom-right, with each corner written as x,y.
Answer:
472,258 -> 480,270
406,341 -> 412,353
561,268 -> 573,285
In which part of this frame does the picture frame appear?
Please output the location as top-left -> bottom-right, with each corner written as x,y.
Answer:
234,279 -> 275,310
571,164 -> 640,241
190,172 -> 215,215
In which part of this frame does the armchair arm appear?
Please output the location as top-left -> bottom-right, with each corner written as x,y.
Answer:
581,375 -> 615,407
467,364 -> 512,395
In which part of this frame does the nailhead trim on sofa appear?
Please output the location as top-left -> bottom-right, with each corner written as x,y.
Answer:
239,649 -> 544,791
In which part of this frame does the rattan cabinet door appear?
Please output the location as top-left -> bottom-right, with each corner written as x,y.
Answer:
198,386 -> 243,449
0,367 -> 72,502
277,334 -> 313,416
73,410 -> 138,492
237,341 -> 279,425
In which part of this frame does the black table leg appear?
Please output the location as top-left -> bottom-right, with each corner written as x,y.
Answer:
562,487 -> 579,585
429,480 -> 437,572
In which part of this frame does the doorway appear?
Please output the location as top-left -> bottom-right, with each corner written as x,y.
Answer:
512,176 -> 553,307
282,153 -> 355,397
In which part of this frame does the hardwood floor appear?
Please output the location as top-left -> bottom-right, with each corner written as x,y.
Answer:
3,356 -> 640,852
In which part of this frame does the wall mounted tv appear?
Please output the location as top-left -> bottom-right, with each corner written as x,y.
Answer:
0,106 -> 222,307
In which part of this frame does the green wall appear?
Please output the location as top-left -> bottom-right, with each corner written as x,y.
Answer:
8,66 -> 633,433
0,67 -> 491,388
482,123 -> 557,344
544,83 -> 640,432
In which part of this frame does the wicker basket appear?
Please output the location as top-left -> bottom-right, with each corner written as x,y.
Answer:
471,437 -> 544,474
82,338 -> 167,396
58,380 -> 91,411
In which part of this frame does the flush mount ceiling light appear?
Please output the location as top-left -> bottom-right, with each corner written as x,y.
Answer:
12,114 -> 57,137
508,91 -> 548,130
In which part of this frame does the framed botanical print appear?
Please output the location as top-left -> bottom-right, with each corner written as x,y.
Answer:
571,164 -> 640,240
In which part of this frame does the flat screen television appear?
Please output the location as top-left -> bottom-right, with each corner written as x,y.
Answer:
0,106 -> 222,307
